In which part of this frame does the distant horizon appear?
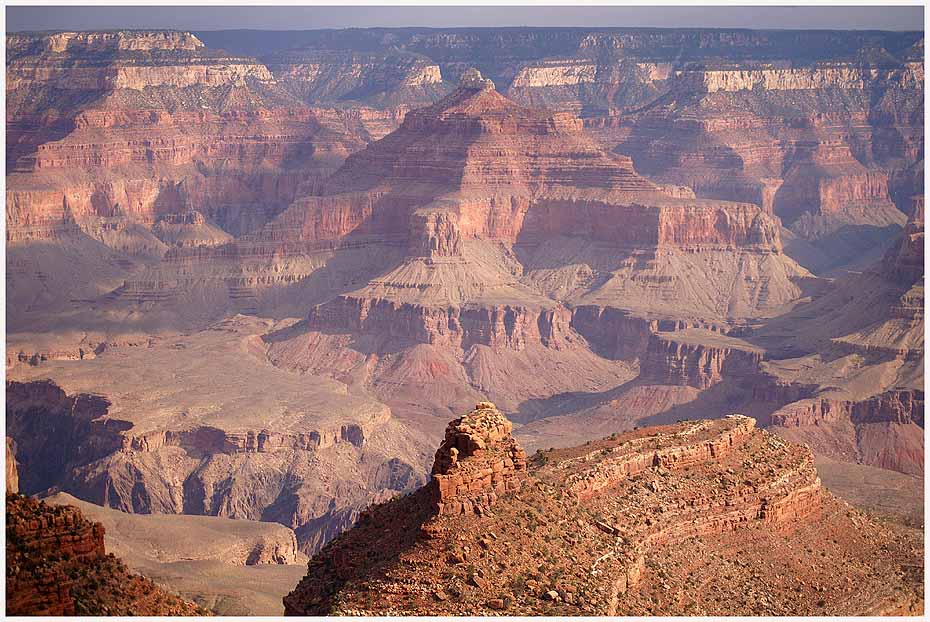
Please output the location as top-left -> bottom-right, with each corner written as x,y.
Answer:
8,24 -> 927,34
6,5 -> 925,33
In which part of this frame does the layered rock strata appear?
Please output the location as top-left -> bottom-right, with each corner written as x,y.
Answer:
284,414 -> 921,616
639,331 -> 764,389
430,402 -> 528,516
6,30 -> 369,324
5,316 -> 431,555
768,389 -> 924,476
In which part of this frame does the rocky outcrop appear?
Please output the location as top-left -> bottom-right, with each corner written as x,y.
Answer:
565,416 -> 757,497
283,415 -> 921,616
430,402 -> 527,516
6,493 -> 204,616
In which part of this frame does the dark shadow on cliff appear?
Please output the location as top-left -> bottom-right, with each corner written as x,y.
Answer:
782,223 -> 903,276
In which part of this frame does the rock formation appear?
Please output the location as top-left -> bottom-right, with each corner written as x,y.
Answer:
194,27 -> 921,273
6,493 -> 205,616
283,410 -> 921,615
6,30 -> 368,324
430,402 -> 527,516
639,330 -> 763,389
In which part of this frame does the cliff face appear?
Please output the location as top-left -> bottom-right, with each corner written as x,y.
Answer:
264,50 -> 450,108
283,409 -> 921,616
6,493 -> 205,616
769,389 -> 924,476
639,331 -> 763,389
6,30 -> 379,328
4,376 -> 420,555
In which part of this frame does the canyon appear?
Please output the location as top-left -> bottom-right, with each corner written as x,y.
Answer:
4,25 -> 924,616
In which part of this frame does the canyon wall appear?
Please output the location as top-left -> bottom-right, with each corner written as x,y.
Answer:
639,332 -> 764,389
5,374 -> 427,556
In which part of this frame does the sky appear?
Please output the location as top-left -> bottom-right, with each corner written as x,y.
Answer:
5,5 -> 925,32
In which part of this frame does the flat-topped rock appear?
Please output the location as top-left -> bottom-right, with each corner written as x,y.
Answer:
459,67 -> 496,91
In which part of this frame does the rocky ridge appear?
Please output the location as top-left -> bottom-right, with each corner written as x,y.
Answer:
283,404 -> 921,615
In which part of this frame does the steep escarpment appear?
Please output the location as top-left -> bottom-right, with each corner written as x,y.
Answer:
429,402 -> 528,515
284,407 -> 922,616
6,493 -> 205,616
5,380 -> 130,495
732,208 -> 924,477
6,438 -> 20,493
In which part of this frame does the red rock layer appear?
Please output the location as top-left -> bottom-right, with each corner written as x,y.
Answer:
566,415 -> 759,497
5,493 -> 204,616
771,389 -> 925,429
430,402 -> 528,516
283,416 -> 862,616
769,389 -> 924,475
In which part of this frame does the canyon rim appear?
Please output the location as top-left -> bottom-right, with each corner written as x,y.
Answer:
3,3 -> 926,619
